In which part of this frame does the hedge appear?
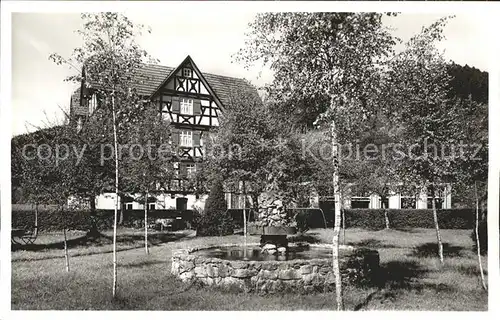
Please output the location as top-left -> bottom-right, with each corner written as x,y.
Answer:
386,209 -> 476,230
294,208 -> 479,231
13,207 -> 479,232
12,209 -> 194,232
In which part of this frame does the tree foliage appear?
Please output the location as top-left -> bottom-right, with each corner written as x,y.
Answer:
196,178 -> 233,236
203,89 -> 313,207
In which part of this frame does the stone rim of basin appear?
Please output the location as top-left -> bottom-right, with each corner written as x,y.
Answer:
174,242 -> 365,263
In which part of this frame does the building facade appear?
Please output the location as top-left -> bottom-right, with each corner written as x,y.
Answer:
70,55 -> 259,211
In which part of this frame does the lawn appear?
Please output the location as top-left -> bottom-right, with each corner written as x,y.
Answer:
11,227 -> 488,310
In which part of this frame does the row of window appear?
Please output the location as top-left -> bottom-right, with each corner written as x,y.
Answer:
125,203 -> 156,210
350,197 -> 444,209
124,196 -> 443,211
125,197 -> 192,211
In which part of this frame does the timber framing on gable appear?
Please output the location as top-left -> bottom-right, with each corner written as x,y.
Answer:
149,55 -> 225,112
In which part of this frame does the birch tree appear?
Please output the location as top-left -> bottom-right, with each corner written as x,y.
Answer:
388,17 -> 455,265
449,96 -> 488,288
237,13 -> 396,310
50,12 -> 157,298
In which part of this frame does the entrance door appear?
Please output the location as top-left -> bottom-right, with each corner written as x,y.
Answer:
176,197 -> 188,211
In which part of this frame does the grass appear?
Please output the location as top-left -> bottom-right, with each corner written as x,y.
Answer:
11,227 -> 488,310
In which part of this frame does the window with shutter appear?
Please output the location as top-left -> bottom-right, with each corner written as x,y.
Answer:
193,100 -> 201,115
171,97 -> 180,113
161,96 -> 171,112
179,163 -> 187,178
180,98 -> 193,115
192,131 -> 200,147
171,131 -> 180,146
180,131 -> 192,147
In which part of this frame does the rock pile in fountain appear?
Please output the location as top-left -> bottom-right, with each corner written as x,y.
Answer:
257,197 -> 287,227
254,192 -> 296,255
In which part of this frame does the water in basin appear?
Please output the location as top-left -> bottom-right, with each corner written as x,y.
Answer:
194,245 -> 334,261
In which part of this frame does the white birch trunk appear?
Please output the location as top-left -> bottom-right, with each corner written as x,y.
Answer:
474,182 -> 487,291
34,202 -> 39,238
383,200 -> 390,230
330,117 -> 343,311
431,184 -> 444,264
63,227 -> 70,272
341,192 -> 345,245
145,190 -> 149,254
242,181 -> 247,241
112,93 -> 119,298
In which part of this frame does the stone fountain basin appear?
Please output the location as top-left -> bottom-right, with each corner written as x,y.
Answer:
171,243 -> 380,293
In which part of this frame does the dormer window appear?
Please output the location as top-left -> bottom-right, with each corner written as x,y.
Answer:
180,98 -> 193,115
182,68 -> 192,78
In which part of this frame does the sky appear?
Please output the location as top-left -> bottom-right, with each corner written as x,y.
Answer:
10,11 -> 492,136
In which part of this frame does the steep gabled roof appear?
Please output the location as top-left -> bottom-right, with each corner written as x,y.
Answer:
72,59 -> 260,117
138,60 -> 259,109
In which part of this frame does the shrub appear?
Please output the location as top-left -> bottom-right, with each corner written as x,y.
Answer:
196,179 -> 233,236
191,206 -> 203,230
195,210 -> 233,236
344,209 -> 386,230
471,219 -> 487,255
204,179 -> 227,212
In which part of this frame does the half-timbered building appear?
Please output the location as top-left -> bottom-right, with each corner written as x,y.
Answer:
69,55 -> 259,211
